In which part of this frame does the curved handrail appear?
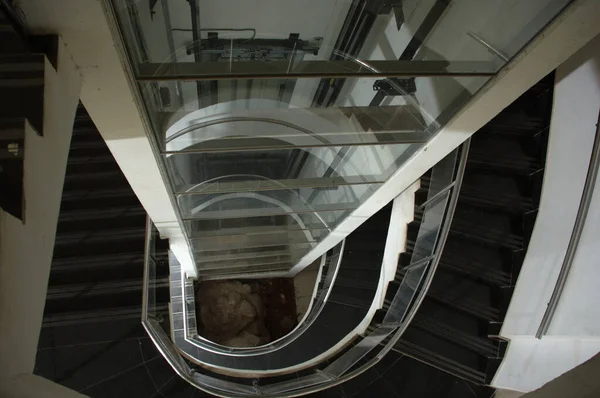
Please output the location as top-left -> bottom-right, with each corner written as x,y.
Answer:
166,118 -> 372,189
142,140 -> 469,396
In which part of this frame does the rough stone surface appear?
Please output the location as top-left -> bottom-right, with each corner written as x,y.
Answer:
196,281 -> 270,347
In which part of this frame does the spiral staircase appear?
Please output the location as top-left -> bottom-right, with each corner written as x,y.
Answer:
32,71 -> 553,397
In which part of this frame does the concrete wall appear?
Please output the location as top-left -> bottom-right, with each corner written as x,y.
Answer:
493,33 -> 600,393
0,37 -> 83,390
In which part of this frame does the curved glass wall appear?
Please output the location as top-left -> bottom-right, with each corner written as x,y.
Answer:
110,0 -> 571,275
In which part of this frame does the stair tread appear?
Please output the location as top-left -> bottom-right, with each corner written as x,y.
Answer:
427,285 -> 502,322
438,255 -> 512,287
411,314 -> 500,358
329,285 -> 377,309
393,339 -> 487,385
46,277 -> 168,299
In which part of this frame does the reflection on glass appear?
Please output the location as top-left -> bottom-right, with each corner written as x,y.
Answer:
112,0 -> 571,275
384,260 -> 429,324
185,215 -> 329,238
411,191 -> 450,263
165,147 -> 412,193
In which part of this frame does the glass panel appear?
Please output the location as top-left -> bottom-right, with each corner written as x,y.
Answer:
178,187 -> 370,218
194,245 -> 312,263
384,259 -> 429,323
183,277 -> 199,338
117,0 -> 568,66
424,148 -> 459,201
195,241 -> 316,255
191,229 -> 317,250
185,216 -> 330,238
419,0 -> 571,67
324,324 -> 395,377
165,145 -> 415,193
180,199 -> 354,223
195,242 -> 316,273
411,191 -> 450,262
174,176 -> 383,195
145,318 -> 191,373
156,88 -> 428,149
112,0 -> 570,282
197,254 -> 294,271
142,77 -> 490,151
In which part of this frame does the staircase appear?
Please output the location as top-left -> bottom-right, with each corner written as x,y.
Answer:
341,74 -> 554,398
35,105 -> 172,382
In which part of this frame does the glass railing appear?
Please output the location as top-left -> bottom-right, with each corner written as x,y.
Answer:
142,139 -> 470,396
108,0 -> 571,273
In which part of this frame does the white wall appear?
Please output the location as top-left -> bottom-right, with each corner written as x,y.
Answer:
0,38 -> 81,382
493,33 -> 600,393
